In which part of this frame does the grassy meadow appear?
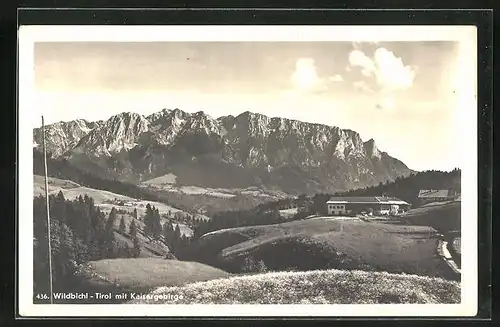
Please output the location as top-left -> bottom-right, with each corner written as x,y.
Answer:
130,269 -> 460,304
67,258 -> 231,303
181,217 -> 456,280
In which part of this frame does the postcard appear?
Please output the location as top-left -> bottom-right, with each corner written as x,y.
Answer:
18,24 -> 477,317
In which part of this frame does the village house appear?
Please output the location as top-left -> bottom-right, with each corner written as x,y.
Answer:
417,189 -> 457,205
326,196 -> 410,216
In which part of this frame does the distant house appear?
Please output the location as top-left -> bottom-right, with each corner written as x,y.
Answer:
326,196 -> 410,216
417,190 -> 456,204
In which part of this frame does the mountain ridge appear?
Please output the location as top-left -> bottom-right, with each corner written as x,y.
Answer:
33,108 -> 412,195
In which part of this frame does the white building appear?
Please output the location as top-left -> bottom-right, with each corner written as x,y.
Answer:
326,196 -> 410,216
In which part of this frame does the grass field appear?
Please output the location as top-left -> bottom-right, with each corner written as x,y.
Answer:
33,174 -> 81,196
33,174 -> 210,221
130,269 -> 460,304
72,258 -> 231,301
401,201 -> 461,234
33,174 -> 197,257
183,217 -> 455,279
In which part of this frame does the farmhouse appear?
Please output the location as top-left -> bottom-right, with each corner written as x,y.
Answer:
326,196 -> 410,216
417,190 -> 457,205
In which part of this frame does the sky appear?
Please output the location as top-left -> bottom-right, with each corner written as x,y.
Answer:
33,40 -> 466,171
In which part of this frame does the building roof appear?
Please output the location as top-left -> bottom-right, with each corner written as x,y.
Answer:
417,189 -> 455,198
327,196 -> 409,205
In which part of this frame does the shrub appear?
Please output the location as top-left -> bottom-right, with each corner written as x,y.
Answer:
241,256 -> 268,273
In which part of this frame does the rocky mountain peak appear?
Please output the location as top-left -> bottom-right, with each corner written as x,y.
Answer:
32,119 -> 99,157
364,138 -> 382,159
71,111 -> 149,156
33,108 -> 411,193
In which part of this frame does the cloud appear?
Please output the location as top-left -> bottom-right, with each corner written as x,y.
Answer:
290,58 -> 343,93
348,47 -> 416,92
373,48 -> 415,91
348,50 -> 376,77
291,58 -> 321,90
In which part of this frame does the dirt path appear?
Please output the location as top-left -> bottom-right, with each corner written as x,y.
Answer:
437,239 -> 461,279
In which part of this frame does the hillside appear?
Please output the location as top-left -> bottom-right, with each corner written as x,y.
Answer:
131,269 -> 460,304
33,174 -> 207,228
190,169 -> 461,246
180,217 -> 457,280
60,258 -> 231,303
401,200 -> 461,233
33,149 -> 191,209
33,150 -> 283,213
401,200 -> 461,266
33,175 -> 196,260
76,258 -> 230,291
33,109 -> 412,195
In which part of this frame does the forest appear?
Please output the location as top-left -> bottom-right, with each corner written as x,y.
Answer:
33,192 -> 190,296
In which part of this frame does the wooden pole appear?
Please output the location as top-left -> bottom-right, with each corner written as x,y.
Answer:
42,116 -> 54,304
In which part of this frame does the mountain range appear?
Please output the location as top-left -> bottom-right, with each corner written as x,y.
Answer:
33,109 -> 412,195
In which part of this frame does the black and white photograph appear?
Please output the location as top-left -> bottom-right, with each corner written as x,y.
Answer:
18,25 -> 478,317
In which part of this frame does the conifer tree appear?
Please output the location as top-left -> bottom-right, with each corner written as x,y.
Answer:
144,204 -> 152,236
125,243 -> 133,258
102,208 -> 117,257
118,216 -> 126,234
132,235 -> 141,258
162,221 -> 174,246
152,207 -> 162,239
170,224 -> 182,253
105,208 -> 117,235
129,220 -> 137,239
174,224 -> 181,239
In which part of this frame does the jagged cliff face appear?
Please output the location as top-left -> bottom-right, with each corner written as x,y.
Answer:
33,109 -> 412,194
33,119 -> 102,157
73,112 -> 149,156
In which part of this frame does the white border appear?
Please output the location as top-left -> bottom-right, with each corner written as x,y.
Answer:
18,25 -> 478,317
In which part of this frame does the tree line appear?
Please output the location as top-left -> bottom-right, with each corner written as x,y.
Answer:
33,192 -> 196,296
333,169 -> 461,208
140,203 -> 191,253
249,169 -> 461,216
33,192 -> 138,295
